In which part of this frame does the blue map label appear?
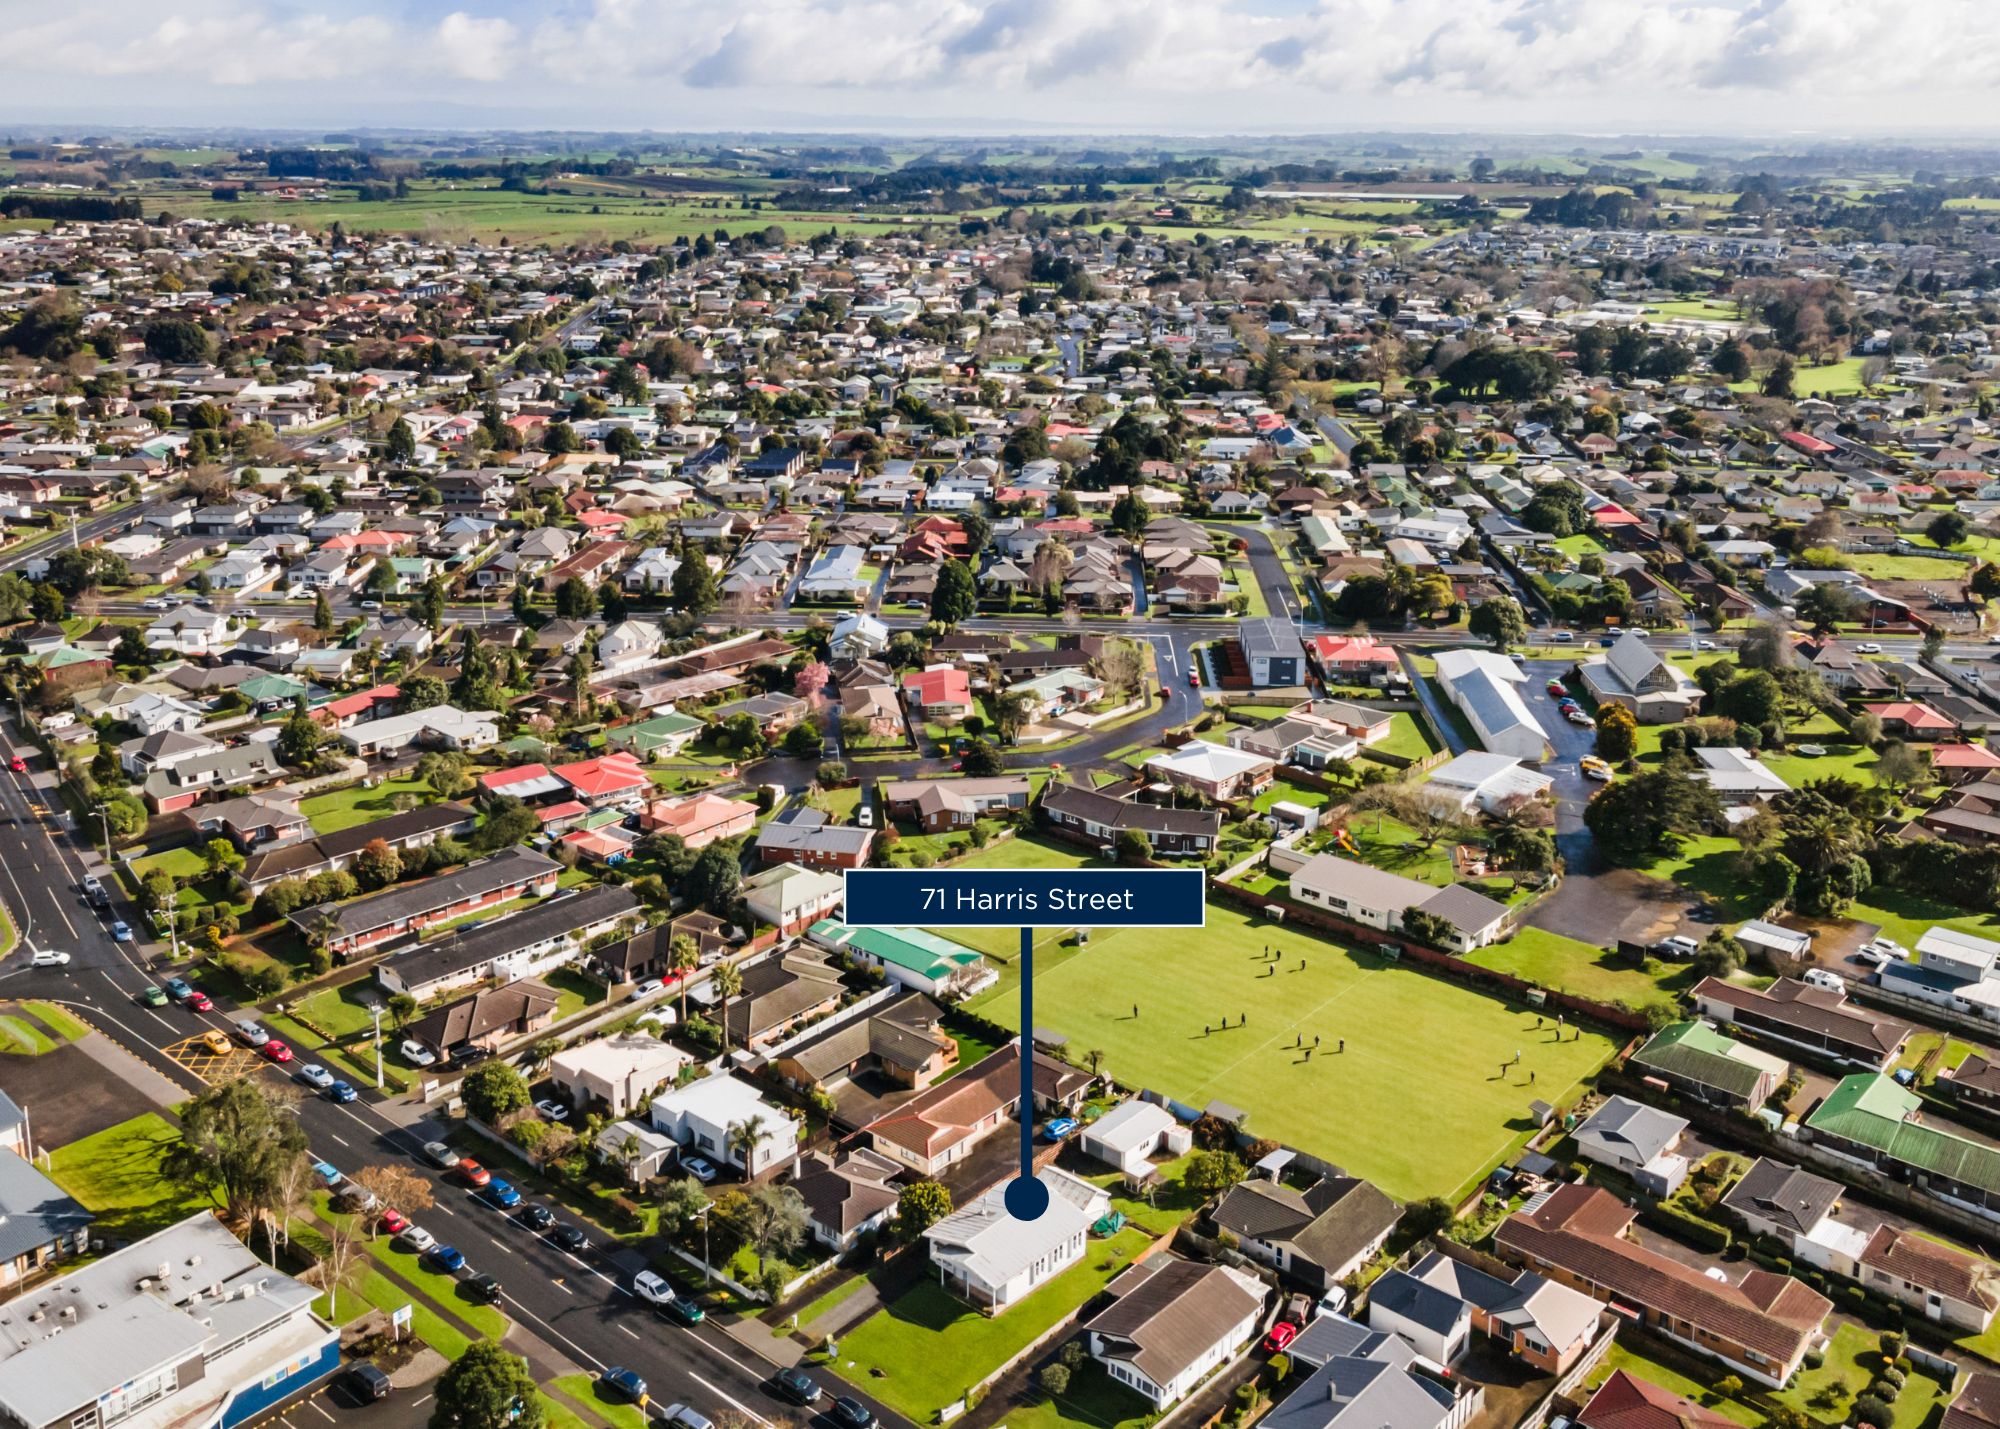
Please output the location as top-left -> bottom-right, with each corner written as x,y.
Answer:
843,868 -> 1206,928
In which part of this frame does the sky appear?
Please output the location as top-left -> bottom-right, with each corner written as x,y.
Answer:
8,0 -> 2000,137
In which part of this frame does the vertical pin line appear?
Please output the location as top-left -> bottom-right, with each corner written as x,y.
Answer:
1018,923 -> 1033,1185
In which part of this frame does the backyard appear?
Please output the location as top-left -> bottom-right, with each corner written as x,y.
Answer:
966,902 -> 1616,1201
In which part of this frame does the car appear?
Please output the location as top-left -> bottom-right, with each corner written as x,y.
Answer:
629,978 -> 664,1002
398,1226 -> 436,1254
110,921 -> 132,942
456,1158 -> 491,1188
262,1039 -> 293,1064
233,1020 -> 270,1047
549,1224 -> 588,1254
1796,744 -> 1828,757
632,1269 -> 676,1305
655,1294 -> 705,1327
830,1398 -> 876,1429
425,1245 -> 465,1273
772,1367 -> 822,1406
1545,681 -> 1566,697
399,1039 -> 438,1067
1856,642 -> 1884,654
1894,1067 -> 1919,1087
7,757 -> 23,774
1042,1116 -> 1079,1141
1657,935 -> 1702,959
1699,639 -> 1720,651
478,1178 -> 521,1209
1566,710 -> 1594,728
163,976 -> 195,1002
465,1273 -> 504,1303
344,1364 -> 394,1402
534,1099 -> 570,1121
138,985 -> 169,1007
681,1156 -> 718,1185
518,1203 -> 556,1231
297,1065 -> 335,1090
1550,630 -> 1575,643
326,1080 -> 358,1103
1265,1321 -> 1301,1353
950,761 -> 963,772
186,990 -> 213,1011
1597,636 -> 1616,648
599,1369 -> 649,1405
1188,669 -> 1201,688
1803,968 -> 1846,992
662,1405 -> 716,1429
1580,758 -> 1613,783
379,1208 -> 410,1236
358,600 -> 383,612
81,875 -> 107,907
421,1141 -> 460,1170
141,597 -> 172,612
453,1044 -> 494,1068
200,1030 -> 234,1055
192,596 -> 212,607
28,950 -> 69,968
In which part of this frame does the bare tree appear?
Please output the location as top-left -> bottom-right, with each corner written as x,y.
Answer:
351,1165 -> 434,1238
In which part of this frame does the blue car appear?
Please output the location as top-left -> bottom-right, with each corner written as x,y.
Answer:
325,1080 -> 358,1103
163,976 -> 193,1001
1043,1117 -> 1079,1142
426,1245 -> 465,1273
479,1179 -> 522,1210
599,1368 -> 648,1404
110,921 -> 133,942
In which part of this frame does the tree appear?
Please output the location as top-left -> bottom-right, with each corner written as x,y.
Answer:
1114,829 -> 1152,865
350,1164 -> 433,1237
1184,1150 -> 1247,1197
388,992 -> 419,1029
1584,761 -> 1723,866
1040,1365 -> 1071,1399
793,660 -> 832,704
1353,782 -> 1466,852
461,1061 -> 531,1125
1876,741 -> 1930,793
783,721 -> 824,759
961,739 -> 1003,777
1467,596 -> 1528,651
930,558 -> 977,626
403,675 -> 448,711
1738,621 -> 1794,671
669,932 -> 701,1026
658,1175 -> 710,1237
685,843 -> 740,916
384,417 -> 416,464
1793,580 -> 1861,633
897,1180 -> 952,1237
1716,670 -> 1784,727
431,1343 -> 544,1429
1109,491 -> 1148,538
711,961 -> 744,1052
201,837 -> 245,877
161,1078 -> 309,1226
143,317 -> 213,363
671,551 -> 719,615
417,750 -> 473,799
1928,511 -> 1971,550
718,1181 -> 807,1271
354,838 -> 403,889
278,698 -> 325,767
1762,354 -> 1797,398
1595,703 -> 1639,763
555,576 -> 595,620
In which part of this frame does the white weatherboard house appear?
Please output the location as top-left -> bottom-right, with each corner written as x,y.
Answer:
648,1071 -> 801,1177
1288,853 -> 1509,952
1086,1258 -> 1267,1407
926,1167 -> 1109,1311
1079,1099 -> 1189,1177
1434,649 -> 1549,761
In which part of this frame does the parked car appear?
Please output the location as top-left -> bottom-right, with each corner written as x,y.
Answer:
1699,639 -> 1719,651
830,1399 -> 876,1429
425,1245 -> 465,1273
549,1224 -> 588,1254
138,985 -> 169,1007
199,1030 -> 234,1055
632,1269 -> 677,1305
1544,680 -> 1566,697
109,921 -> 132,942
466,1273 -> 504,1304
655,1294 -> 705,1327
600,1369 -> 649,1405
261,1039 -> 293,1064
379,1208 -> 409,1236
681,1156 -> 718,1184
297,1065 -> 335,1091
399,1226 -> 437,1254
455,1158 -> 490,1188
421,1141 -> 460,1170
533,1099 -> 570,1121
519,1204 -> 556,1232
478,1178 -> 522,1210
1042,1117 -> 1079,1141
662,1405 -> 715,1429
344,1364 -> 394,1402
1265,1321 -> 1301,1353
399,1039 -> 438,1067
326,1080 -> 358,1103
233,1020 -> 270,1047
1550,630 -> 1574,643
163,976 -> 196,1002
771,1368 -> 822,1406
629,979 -> 663,1001
141,597 -> 173,612
185,989 -> 213,1011
1657,935 -> 1701,959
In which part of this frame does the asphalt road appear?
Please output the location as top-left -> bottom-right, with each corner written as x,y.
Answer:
0,715 -> 900,1429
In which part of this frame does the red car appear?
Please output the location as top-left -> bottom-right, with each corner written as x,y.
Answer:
379,1208 -> 410,1236
7,757 -> 23,774
456,1158 -> 491,1188
187,991 -> 213,1012
1264,1321 -> 1300,1354
261,1039 -> 293,1064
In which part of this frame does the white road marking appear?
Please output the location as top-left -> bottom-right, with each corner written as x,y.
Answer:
619,1324 -> 640,1338
308,1400 -> 335,1422
691,1373 -> 772,1428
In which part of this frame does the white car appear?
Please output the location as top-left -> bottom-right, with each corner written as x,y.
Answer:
1856,642 -> 1884,654
681,1156 -> 718,1184
534,1099 -> 570,1122
398,1226 -> 437,1254
297,1065 -> 335,1091
399,1039 -> 438,1067
629,978 -> 663,1002
632,1269 -> 676,1306
1698,639 -> 1719,651
142,597 -> 172,611
233,1020 -> 270,1047
28,949 -> 69,968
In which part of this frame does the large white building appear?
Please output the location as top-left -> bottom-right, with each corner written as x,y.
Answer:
649,1070 -> 802,1178
1433,651 -> 1549,761
925,1167 -> 1109,1310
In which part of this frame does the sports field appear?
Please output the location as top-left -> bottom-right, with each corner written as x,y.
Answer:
965,902 -> 1615,1202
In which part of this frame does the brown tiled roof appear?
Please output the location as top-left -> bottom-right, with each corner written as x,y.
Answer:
1945,1372 -> 2000,1429
1579,1370 -> 1741,1429
1693,976 -> 1912,1056
1088,1259 -> 1264,1388
866,1043 -> 1087,1160
1496,1184 -> 1830,1367
407,979 -> 559,1053
1861,1225 -> 2000,1312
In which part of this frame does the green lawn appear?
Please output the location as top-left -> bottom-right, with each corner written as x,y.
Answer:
546,1375 -> 649,1429
130,846 -> 211,882
0,1015 -> 54,1055
47,1113 -> 220,1235
1467,927 -> 1678,1013
21,1001 -> 90,1043
1251,778 -> 1336,813
835,1227 -> 1151,1421
797,1273 -> 870,1328
1847,888 -> 2000,951
1340,812 -> 1461,889
1374,713 -> 1439,762
1584,1342 -> 1760,1427
1760,743 -> 1878,793
989,1362 -> 1155,1429
950,836 -> 1094,873
1844,554 -> 1969,582
299,775 -> 437,834
1633,834 -> 1770,921
291,982 -> 387,1041
967,902 -> 1615,1201
1773,1322 -> 1947,1429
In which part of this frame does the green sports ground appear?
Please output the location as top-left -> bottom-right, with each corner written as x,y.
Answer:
965,901 -> 1615,1202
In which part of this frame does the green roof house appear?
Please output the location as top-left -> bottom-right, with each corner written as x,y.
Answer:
808,921 -> 996,998
1629,1021 -> 1788,1110
1805,1073 -> 2000,1214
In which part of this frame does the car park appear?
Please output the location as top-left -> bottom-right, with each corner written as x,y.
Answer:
28,950 -> 69,967
478,1178 -> 521,1209
233,1020 -> 270,1047
772,1368 -> 822,1406
326,1080 -> 358,1103
681,1156 -> 718,1184
421,1141 -> 460,1170
426,1245 -> 466,1273
518,1204 -> 556,1232
533,1099 -> 570,1121
456,1158 -> 490,1187
297,1065 -> 335,1090
466,1273 -> 504,1303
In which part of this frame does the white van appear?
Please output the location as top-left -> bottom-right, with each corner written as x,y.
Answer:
1802,968 -> 1845,992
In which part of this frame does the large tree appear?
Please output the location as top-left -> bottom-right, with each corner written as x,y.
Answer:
461,1061 -> 531,1124
671,550 -> 719,615
1467,596 -> 1528,652
431,1344 -> 544,1429
930,558 -> 977,626
161,1078 -> 310,1226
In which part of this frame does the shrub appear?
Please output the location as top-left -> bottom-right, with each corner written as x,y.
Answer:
1039,1365 -> 1070,1398
1853,1392 -> 1893,1429
1059,1340 -> 1086,1370
1880,1331 -> 1905,1358
1641,1202 -> 1731,1254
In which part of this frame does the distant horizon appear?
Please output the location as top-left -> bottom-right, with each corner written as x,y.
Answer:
11,0 -> 2000,139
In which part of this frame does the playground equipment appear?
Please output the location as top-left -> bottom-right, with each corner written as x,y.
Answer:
1330,826 -> 1360,856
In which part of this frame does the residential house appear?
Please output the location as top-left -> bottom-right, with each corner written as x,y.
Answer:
1143,743 -> 1277,802
549,1034 -> 691,1118
648,1071 -> 801,1178
403,979 -> 562,1064
292,846 -> 562,958
880,777 -> 1032,832
1857,1224 -> 2000,1333
1040,780 -> 1222,858
1572,1096 -> 1691,1196
1421,752 -> 1554,817
866,1043 -> 1090,1177
1805,1073 -> 2000,1219
236,801 -> 476,895
1628,1021 -> 1788,1111
374,884 -> 641,1001
1577,1370 -> 1742,1429
724,951 -> 845,1051
770,993 -> 958,1096
1085,1259 -> 1267,1408
1288,854 -> 1510,952
1208,1175 -> 1400,1295
926,1167 -> 1110,1311
1240,619 -> 1308,687
1692,978 -> 1912,1070
756,808 -> 875,871
1433,650 -> 1549,761
743,865 -> 846,939
638,792 -> 757,848
808,922 -> 994,999
0,1151 -> 91,1294
789,1148 -> 902,1251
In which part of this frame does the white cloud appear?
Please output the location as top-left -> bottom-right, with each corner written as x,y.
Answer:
6,0 -> 2000,130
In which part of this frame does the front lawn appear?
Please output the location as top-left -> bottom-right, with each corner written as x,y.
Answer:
1466,927 -> 1679,1013
546,1375 -> 649,1429
834,1227 -> 1152,1422
990,1362 -> 1155,1429
47,1113 -> 219,1235
299,775 -> 437,835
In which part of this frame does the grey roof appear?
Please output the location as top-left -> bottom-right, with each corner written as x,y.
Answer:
1368,1267 -> 1472,1337
1088,1258 -> 1265,1388
1416,883 -> 1510,936
1240,617 -> 1306,661
383,884 -> 640,992
294,845 -> 561,940
1261,1343 -> 1455,1429
755,808 -> 874,857
0,1150 -> 90,1264
1719,1158 -> 1844,1236
1579,1096 -> 1689,1163
1210,1176 -> 1399,1279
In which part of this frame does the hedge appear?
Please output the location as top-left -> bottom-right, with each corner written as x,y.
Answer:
1643,1202 -> 1732,1253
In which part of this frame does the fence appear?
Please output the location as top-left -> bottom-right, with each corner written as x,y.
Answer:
1517,1320 -> 1620,1429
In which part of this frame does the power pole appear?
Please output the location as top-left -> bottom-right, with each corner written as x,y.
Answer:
372,1005 -> 384,1090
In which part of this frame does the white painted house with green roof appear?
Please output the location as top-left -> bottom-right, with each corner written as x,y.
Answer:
743,864 -> 845,937
809,921 -> 996,998
604,710 -> 705,759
